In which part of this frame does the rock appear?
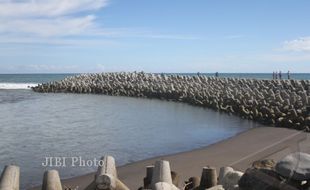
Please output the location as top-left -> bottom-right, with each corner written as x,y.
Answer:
218,167 -> 234,184
184,177 -> 200,190
205,185 -> 225,190
275,152 -> 310,181
171,171 -> 179,187
238,168 -> 282,190
200,166 -> 217,189
222,171 -> 243,190
252,159 -> 276,170
218,167 -> 243,190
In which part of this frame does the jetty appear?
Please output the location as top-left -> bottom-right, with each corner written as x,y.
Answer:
32,72 -> 310,131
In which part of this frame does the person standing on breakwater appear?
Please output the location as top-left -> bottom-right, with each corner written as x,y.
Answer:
287,71 -> 290,79
279,71 -> 282,79
275,71 -> 278,79
272,71 -> 275,79
215,72 -> 219,77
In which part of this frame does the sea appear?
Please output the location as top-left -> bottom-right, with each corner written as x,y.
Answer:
0,73 -> 309,189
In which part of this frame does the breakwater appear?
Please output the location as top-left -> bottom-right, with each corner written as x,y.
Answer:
2,153 -> 310,190
32,72 -> 310,131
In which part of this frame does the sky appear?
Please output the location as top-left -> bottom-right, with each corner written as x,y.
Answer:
0,0 -> 310,73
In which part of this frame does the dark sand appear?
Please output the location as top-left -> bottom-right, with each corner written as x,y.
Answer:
31,127 -> 310,190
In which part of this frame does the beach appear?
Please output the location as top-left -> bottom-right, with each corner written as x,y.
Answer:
1,73 -> 309,189
2,0 -> 310,189
29,126 -> 309,190
0,82 -> 254,189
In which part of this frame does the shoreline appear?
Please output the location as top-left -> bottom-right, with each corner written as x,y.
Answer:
29,126 -> 310,190
24,71 -> 310,189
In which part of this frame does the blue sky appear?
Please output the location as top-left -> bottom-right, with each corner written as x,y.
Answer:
0,0 -> 310,73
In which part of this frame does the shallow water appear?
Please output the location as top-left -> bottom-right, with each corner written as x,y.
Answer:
0,89 -> 261,189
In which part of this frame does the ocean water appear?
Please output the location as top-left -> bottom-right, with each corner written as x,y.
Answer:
0,73 -> 308,189
0,74 -> 76,89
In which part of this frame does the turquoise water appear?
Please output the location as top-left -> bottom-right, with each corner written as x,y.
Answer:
0,73 -> 308,189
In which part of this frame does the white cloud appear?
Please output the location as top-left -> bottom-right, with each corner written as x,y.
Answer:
262,53 -> 310,62
0,63 -> 80,73
27,64 -> 78,72
0,0 -> 108,41
0,0 -> 200,46
96,64 -> 105,72
260,36 -> 310,63
282,37 -> 310,52
224,35 -> 243,39
0,0 -> 107,18
0,15 -> 96,37
145,34 -> 200,40
0,63 -> 108,73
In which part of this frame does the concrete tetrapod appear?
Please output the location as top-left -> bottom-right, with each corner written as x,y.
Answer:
151,160 -> 179,190
0,165 -> 20,190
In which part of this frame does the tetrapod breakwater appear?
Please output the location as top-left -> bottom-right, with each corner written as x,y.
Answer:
32,72 -> 310,131
2,153 -> 310,190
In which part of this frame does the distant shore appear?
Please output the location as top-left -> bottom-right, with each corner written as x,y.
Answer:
29,126 -> 310,190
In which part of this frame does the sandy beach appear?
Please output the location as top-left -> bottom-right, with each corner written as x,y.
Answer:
30,126 -> 309,190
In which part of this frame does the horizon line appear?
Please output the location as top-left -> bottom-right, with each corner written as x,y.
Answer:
0,72 -> 309,75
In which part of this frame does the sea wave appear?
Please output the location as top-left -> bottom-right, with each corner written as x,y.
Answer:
0,83 -> 38,89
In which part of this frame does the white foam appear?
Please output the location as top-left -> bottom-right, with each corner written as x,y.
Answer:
0,83 -> 38,89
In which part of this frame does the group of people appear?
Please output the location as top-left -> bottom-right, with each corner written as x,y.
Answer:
273,71 -> 290,80
196,71 -> 291,79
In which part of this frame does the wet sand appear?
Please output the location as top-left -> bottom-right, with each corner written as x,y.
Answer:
30,127 -> 310,190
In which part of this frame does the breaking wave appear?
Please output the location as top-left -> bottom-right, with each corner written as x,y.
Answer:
0,83 -> 38,89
